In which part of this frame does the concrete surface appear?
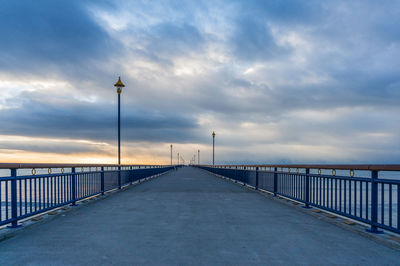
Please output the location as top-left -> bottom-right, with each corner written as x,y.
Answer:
0,167 -> 399,265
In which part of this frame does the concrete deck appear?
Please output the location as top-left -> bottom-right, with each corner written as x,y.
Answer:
0,167 -> 399,265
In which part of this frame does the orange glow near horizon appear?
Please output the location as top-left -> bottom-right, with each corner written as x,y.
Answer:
0,134 -> 171,164
0,150 -> 167,165
0,134 -> 210,165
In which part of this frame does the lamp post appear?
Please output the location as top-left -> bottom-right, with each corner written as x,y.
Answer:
198,149 -> 200,165
212,131 -> 216,166
114,77 -> 125,165
170,144 -> 173,166
178,152 -> 180,165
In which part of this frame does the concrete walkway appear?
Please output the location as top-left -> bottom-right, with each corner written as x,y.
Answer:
0,167 -> 398,265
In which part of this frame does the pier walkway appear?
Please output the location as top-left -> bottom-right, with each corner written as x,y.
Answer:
0,167 -> 398,265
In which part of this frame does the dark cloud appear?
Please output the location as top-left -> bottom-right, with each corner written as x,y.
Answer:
0,141 -> 107,155
229,17 -> 288,61
0,0 -> 116,75
240,0 -> 322,24
0,91 -> 198,142
144,23 -> 204,56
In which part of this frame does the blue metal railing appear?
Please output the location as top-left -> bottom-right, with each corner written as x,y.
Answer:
197,165 -> 400,235
0,164 -> 175,228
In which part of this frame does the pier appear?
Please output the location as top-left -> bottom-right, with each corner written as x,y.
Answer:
0,166 -> 399,265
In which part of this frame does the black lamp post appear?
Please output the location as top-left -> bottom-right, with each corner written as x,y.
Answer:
114,77 -> 125,165
212,131 -> 215,166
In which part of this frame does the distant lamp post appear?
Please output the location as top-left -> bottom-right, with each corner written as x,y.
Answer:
198,149 -> 200,165
178,152 -> 180,165
114,76 -> 125,165
212,131 -> 216,166
170,144 -> 173,165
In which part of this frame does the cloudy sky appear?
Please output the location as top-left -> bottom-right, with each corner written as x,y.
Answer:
0,0 -> 399,164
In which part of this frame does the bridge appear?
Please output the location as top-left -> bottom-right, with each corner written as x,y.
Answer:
0,165 -> 399,264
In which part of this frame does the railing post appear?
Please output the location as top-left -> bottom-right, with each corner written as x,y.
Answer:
235,166 -> 238,182
8,168 -> 21,228
101,167 -> 105,195
243,166 -> 246,186
303,168 -> 311,208
118,166 -> 121,189
130,166 -> 133,185
138,166 -> 141,183
367,170 -> 383,233
71,167 -> 77,206
273,167 -> 278,196
255,167 -> 259,190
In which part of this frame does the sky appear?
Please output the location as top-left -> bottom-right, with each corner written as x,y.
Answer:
0,0 -> 399,165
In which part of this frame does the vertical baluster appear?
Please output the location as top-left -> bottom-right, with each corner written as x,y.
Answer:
255,167 -> 259,190
45,176 -> 47,208
331,178 -> 334,210
365,182 -> 370,220
19,178 -> 22,216
101,167 -> 105,195
85,173 -> 87,197
317,176 -> 320,206
292,173 -> 294,198
348,181 -> 352,215
312,176 -> 315,204
62,174 -> 64,204
335,178 -> 337,211
34,178 -> 37,212
360,182 -> 363,219
397,184 -> 399,230
303,169 -> 311,208
24,179 -> 27,215
339,179 -> 342,212
0,179 -> 2,222
51,175 -> 54,206
273,167 -> 278,196
68,173 -> 70,202
344,179 -> 347,213
118,166 -> 121,189
63,174 -> 66,203
71,167 -> 77,206
329,178 -> 332,209
389,184 -> 392,227
327,177 -> 330,208
294,173 -> 296,197
301,174 -> 304,200
58,175 -> 60,205
323,177 -> 326,207
5,180 -> 8,220
381,183 -> 384,225
354,181 -> 357,217
38,177 -> 41,211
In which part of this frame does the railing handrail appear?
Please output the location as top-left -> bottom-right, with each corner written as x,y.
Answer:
0,163 -> 174,169
199,164 -> 400,171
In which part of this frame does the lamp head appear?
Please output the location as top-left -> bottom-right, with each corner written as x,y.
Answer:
212,131 -> 216,137
114,76 -> 125,94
